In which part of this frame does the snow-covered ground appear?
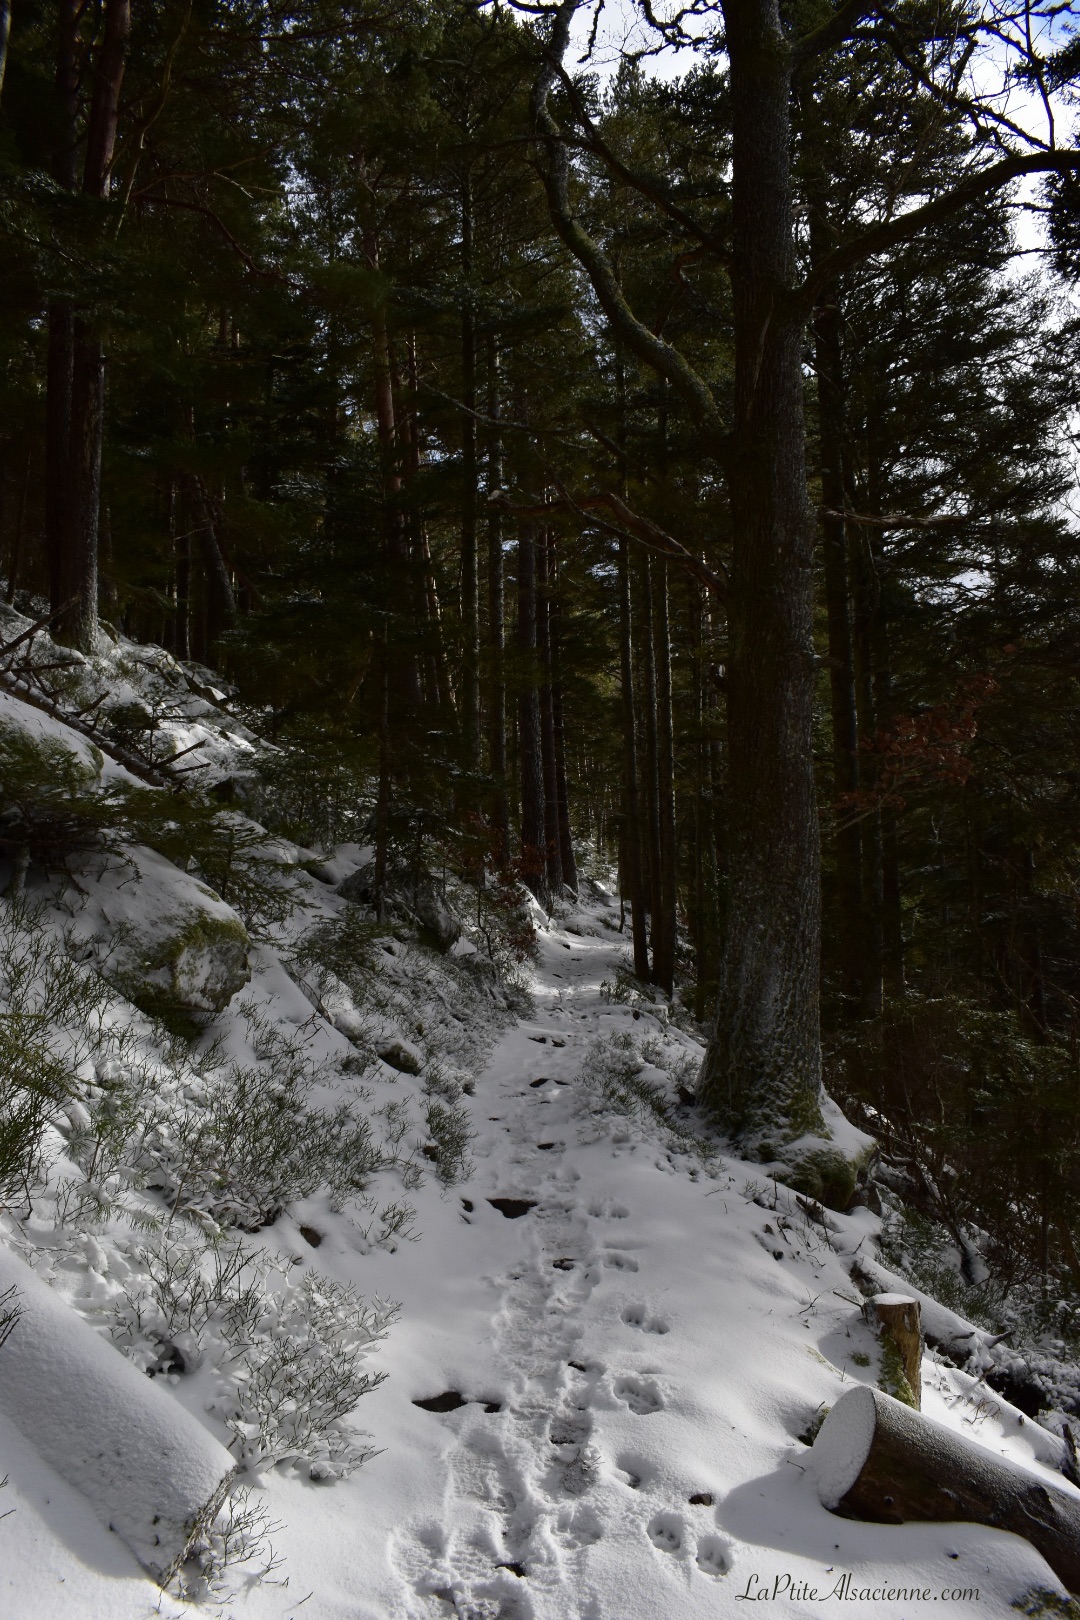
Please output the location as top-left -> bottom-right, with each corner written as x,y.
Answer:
1,619 -> 1077,1620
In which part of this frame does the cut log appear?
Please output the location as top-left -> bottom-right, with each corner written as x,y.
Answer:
811,1384 -> 1080,1593
0,1245 -> 235,1582
865,1291 -> 923,1408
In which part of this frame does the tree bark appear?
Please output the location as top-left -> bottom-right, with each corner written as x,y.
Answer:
812,260 -> 865,1010
55,0 -> 131,652
189,475 -> 236,647
45,0 -> 79,617
486,339 -> 510,862
549,536 -> 578,895
59,319 -> 106,650
517,520 -> 546,900
171,480 -> 190,661
459,176 -> 481,774
639,551 -> 665,983
618,539 -> 650,980
361,194 -> 422,713
851,524 -> 885,1015
4,444 -> 31,606
654,559 -> 677,997
537,528 -> 564,897
698,0 -> 823,1144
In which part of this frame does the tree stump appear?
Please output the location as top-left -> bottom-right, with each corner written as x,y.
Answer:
865,1291 -> 923,1409
811,1384 -> 1080,1593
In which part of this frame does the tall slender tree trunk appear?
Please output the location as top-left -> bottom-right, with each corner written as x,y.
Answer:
486,339 -> 510,861
55,0 -> 131,652
189,474 -> 236,646
361,195 -> 422,712
872,611 -> 905,998
699,0 -> 824,1144
851,525 -> 885,1017
517,520 -> 546,900
59,320 -> 106,649
459,175 -> 481,774
537,527 -> 564,897
618,538 -> 650,980
812,261 -> 865,1009
654,559 -> 677,997
171,479 -> 190,660
549,537 -> 578,894
404,332 -> 452,713
4,443 -> 31,606
46,0 -> 79,617
638,552 -> 664,982
0,0 -> 11,106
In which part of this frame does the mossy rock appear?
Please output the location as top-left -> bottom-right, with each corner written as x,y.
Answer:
155,912 -> 251,1016
70,845 -> 252,1026
775,1144 -> 863,1211
762,1092 -> 876,1212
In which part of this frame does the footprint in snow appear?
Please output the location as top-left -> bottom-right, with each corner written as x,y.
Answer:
613,1375 -> 664,1414
602,1251 -> 638,1272
696,1533 -> 731,1576
615,1450 -> 654,1490
647,1511 -> 685,1554
620,1303 -> 670,1334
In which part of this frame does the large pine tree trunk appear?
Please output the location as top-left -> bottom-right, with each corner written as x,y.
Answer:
699,0 -> 824,1145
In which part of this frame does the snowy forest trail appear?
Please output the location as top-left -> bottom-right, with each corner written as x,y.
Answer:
274,902 -> 1068,1620
0,801 -> 1073,1620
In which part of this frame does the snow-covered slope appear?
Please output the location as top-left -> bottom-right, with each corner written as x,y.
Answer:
0,622 -> 1076,1620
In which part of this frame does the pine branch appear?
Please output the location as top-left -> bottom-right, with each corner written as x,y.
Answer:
798,148 -> 1080,306
529,0 -> 727,441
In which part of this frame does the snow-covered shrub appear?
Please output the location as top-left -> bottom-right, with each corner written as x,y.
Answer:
577,1031 -> 675,1131
575,1031 -> 714,1164
0,1280 -> 21,1350
210,1264 -> 396,1476
294,906 -> 502,1093
112,1236 -> 397,1479
171,1485 -> 285,1602
423,1097 -> 473,1187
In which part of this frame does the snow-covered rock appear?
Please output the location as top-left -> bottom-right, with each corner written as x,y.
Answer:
71,843 -> 251,1021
